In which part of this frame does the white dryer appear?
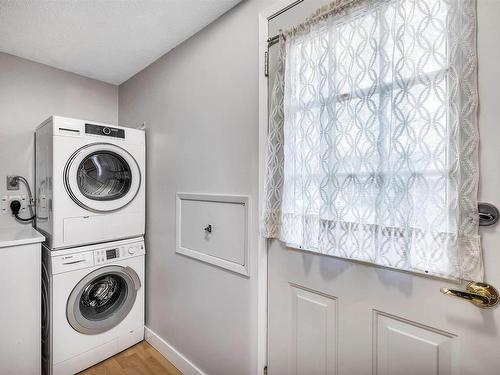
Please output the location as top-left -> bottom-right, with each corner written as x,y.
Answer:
36,116 -> 145,249
42,237 -> 145,375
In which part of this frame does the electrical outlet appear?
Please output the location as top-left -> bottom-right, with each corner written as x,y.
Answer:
18,195 -> 27,212
6,176 -> 19,190
2,195 -> 27,214
1,196 -> 8,214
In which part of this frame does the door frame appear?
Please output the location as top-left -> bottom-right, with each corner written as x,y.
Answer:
257,1 -> 304,373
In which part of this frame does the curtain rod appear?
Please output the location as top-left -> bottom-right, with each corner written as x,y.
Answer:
267,34 -> 280,47
266,0 -> 373,48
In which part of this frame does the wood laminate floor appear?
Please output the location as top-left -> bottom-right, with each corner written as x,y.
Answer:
78,341 -> 183,375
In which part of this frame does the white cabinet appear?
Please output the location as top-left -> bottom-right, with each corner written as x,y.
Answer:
0,227 -> 44,375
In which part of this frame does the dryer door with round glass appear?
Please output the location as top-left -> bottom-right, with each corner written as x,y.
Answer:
67,265 -> 141,335
64,143 -> 141,212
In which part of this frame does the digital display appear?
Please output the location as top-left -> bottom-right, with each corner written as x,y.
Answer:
85,123 -> 125,139
106,249 -> 119,260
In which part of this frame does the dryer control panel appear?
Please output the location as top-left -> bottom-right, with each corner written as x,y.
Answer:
85,123 -> 125,139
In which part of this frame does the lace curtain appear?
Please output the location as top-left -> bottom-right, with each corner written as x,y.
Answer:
262,0 -> 481,280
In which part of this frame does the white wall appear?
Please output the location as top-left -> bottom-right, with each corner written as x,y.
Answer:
1,1 -> 266,372
118,0 -> 267,374
0,52 -> 118,228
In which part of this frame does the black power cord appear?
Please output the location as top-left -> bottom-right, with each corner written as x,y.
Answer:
10,200 -> 36,222
8,175 -> 36,223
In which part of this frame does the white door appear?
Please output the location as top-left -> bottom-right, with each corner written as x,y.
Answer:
266,1 -> 500,374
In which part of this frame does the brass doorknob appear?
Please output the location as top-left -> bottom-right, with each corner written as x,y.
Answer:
440,282 -> 499,308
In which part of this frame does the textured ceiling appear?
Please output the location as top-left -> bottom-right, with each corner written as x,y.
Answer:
0,0 -> 241,84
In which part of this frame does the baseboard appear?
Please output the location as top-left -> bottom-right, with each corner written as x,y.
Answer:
144,326 -> 205,375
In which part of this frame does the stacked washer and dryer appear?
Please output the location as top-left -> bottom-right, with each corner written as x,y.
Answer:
35,116 -> 146,375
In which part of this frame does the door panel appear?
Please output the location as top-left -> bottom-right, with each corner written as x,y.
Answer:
289,284 -> 337,375
373,311 -> 456,375
267,1 -> 500,374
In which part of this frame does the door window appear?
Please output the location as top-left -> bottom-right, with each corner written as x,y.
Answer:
262,0 -> 481,280
79,273 -> 127,320
77,152 -> 132,201
65,143 -> 141,213
67,266 -> 140,334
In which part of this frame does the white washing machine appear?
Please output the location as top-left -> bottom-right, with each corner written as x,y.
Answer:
42,237 -> 145,375
35,116 -> 145,250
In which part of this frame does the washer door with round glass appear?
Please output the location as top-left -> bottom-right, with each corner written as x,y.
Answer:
67,265 -> 141,335
64,143 -> 141,212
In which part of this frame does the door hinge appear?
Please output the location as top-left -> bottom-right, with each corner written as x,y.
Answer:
264,51 -> 269,77
264,365 -> 268,375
